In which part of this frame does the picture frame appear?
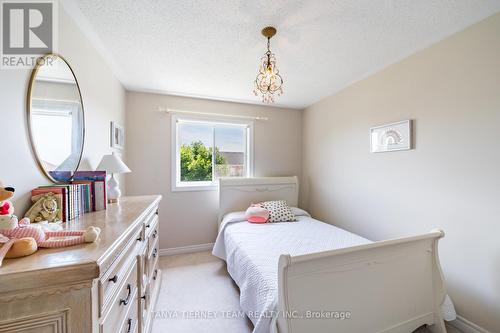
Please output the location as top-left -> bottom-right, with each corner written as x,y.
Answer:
370,120 -> 412,153
110,121 -> 125,150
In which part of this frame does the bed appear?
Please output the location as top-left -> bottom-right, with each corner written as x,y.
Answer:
212,176 -> 455,333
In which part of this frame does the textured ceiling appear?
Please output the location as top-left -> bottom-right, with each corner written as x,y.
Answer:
65,0 -> 500,109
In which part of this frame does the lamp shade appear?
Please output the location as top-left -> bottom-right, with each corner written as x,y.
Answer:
96,153 -> 131,174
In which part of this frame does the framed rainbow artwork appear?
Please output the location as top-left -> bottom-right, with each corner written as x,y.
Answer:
370,120 -> 412,153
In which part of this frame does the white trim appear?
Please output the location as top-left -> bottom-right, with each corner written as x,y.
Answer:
170,113 -> 255,192
161,107 -> 268,121
159,243 -> 214,256
173,182 -> 217,192
448,315 -> 491,333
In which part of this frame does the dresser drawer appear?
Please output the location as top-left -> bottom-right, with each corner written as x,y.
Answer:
149,264 -> 160,304
118,292 -> 139,333
138,243 -> 149,323
147,235 -> 159,280
141,265 -> 161,333
146,216 -> 159,249
151,266 -> 160,285
144,207 -> 158,236
99,224 -> 144,317
100,260 -> 138,333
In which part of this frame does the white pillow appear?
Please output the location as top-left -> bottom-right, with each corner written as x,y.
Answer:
261,200 -> 296,222
290,207 -> 310,217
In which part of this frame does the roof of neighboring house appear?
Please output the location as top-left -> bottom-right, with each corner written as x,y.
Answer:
220,151 -> 244,165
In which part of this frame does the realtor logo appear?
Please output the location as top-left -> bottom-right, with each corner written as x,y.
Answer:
1,0 -> 58,69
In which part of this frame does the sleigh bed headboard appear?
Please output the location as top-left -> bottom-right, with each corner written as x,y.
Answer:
218,176 -> 299,225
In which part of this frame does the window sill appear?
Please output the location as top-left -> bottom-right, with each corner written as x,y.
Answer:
171,183 -> 218,192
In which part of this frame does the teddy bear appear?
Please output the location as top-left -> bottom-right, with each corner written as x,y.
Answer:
0,181 -> 101,267
25,192 -> 61,222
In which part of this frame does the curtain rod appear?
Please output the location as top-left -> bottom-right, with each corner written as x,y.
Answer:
158,107 -> 268,121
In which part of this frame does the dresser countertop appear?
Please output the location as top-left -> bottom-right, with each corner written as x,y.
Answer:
0,195 -> 161,294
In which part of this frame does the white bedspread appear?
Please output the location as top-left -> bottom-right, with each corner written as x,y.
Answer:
212,210 -> 456,333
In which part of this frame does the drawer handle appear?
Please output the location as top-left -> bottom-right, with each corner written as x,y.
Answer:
153,248 -> 158,258
108,275 -> 118,283
152,230 -> 157,239
126,318 -> 133,333
141,293 -> 147,300
136,236 -> 142,242
153,269 -> 158,280
155,209 -> 159,215
119,284 -> 132,306
146,223 -> 151,228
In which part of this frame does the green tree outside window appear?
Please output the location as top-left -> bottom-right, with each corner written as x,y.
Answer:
180,141 -> 226,181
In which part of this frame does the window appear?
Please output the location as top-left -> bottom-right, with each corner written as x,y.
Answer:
171,114 -> 253,191
31,100 -> 84,171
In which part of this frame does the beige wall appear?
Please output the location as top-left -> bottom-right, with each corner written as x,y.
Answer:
302,13 -> 500,331
0,5 -> 126,214
125,92 -> 302,249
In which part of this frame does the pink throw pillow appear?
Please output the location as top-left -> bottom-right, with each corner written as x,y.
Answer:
245,204 -> 269,223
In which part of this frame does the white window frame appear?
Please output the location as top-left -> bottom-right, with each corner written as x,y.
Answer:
171,113 -> 254,192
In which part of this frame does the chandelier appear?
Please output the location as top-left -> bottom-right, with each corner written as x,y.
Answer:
253,26 -> 284,104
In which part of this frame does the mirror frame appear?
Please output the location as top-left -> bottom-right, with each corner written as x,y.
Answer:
26,53 -> 86,183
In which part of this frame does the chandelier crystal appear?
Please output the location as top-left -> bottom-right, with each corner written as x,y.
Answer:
253,26 -> 283,104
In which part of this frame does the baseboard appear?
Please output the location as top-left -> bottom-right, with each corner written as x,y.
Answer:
159,243 -> 214,256
448,315 -> 492,333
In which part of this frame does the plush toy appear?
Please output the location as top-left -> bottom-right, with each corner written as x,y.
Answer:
0,182 -> 37,263
0,182 -> 101,266
245,203 -> 270,223
25,192 -> 62,222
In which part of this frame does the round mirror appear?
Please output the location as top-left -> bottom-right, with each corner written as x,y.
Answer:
27,54 -> 85,182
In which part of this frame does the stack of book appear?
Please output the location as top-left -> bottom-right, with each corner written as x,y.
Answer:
32,171 -> 107,222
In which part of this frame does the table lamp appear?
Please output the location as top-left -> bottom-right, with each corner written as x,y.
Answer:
96,152 -> 131,203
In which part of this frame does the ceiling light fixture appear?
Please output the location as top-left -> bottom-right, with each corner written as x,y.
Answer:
253,26 -> 284,104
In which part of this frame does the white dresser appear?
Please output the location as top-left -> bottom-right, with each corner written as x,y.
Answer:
0,195 -> 162,333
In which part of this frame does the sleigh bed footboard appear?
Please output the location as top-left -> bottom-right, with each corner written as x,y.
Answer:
276,230 -> 447,333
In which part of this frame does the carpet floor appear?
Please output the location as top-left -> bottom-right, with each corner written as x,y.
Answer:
151,251 -> 460,333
